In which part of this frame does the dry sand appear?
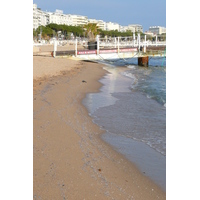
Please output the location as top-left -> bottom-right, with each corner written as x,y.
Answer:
33,45 -> 166,199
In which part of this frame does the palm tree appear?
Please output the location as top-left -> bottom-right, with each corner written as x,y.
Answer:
83,23 -> 99,42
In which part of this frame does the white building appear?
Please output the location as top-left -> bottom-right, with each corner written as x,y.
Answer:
119,25 -> 129,32
149,26 -> 166,35
48,12 -> 88,27
33,3 -> 145,35
33,4 -> 88,29
106,22 -> 120,31
48,10 -> 72,25
128,24 -> 143,33
88,19 -> 106,30
33,4 -> 50,29
69,15 -> 88,26
33,4 -> 38,29
144,31 -> 154,36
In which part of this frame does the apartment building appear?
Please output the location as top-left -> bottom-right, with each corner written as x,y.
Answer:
33,4 -> 88,29
144,31 -> 154,36
119,26 -> 129,32
33,4 -> 38,29
88,19 -> 106,30
33,3 -> 144,34
149,26 -> 166,35
106,22 -> 120,31
69,15 -> 88,26
128,24 -> 143,33
48,10 -> 72,25
33,4 -> 49,29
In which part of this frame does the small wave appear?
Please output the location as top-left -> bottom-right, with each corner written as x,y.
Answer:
122,71 -> 138,88
127,65 -> 136,69
122,71 -> 135,80
145,94 -> 166,107
146,141 -> 166,156
147,94 -> 153,99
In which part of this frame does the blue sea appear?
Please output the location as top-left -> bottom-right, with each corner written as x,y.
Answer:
82,57 -> 166,191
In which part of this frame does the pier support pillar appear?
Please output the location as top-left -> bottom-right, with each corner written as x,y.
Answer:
133,33 -> 135,47
138,56 -> 149,67
97,37 -> 99,55
117,37 -> 120,54
156,35 -> 157,46
144,35 -> 147,52
75,39 -> 77,57
138,33 -> 140,52
53,39 -> 57,57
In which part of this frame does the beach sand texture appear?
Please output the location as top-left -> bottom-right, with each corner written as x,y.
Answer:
33,45 -> 166,199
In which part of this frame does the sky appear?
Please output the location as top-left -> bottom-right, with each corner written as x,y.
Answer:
33,0 -> 166,32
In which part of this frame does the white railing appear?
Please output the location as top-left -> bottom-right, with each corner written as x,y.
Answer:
52,35 -> 166,57
98,35 -> 166,49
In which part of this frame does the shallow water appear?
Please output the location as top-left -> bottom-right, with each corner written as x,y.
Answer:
82,57 -> 166,191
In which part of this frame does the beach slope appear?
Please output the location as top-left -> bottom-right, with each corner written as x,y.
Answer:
33,52 -> 166,199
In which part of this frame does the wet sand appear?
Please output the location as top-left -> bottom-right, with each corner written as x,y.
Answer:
33,45 -> 166,199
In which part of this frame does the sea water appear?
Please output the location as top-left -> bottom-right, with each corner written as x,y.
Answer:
82,57 -> 166,191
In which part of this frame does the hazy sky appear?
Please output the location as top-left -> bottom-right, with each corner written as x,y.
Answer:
33,0 -> 166,31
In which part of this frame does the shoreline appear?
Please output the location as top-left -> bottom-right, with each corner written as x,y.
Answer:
33,48 -> 166,199
82,65 -> 166,191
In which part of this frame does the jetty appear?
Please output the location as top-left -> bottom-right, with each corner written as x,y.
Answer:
39,34 -> 166,66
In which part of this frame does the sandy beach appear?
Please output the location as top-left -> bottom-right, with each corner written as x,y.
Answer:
33,45 -> 166,199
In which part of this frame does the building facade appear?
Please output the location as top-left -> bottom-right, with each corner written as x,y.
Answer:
128,24 -> 143,33
149,26 -> 166,35
119,26 -> 129,32
48,10 -> 71,25
69,15 -> 88,26
33,4 -> 88,29
33,4 -> 38,29
33,4 -> 50,29
88,19 -> 106,30
33,3 -> 144,34
106,22 -> 120,31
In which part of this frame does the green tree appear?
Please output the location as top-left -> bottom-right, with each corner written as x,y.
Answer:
33,29 -> 37,38
83,23 -> 99,41
98,29 -> 133,38
36,26 -> 54,38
